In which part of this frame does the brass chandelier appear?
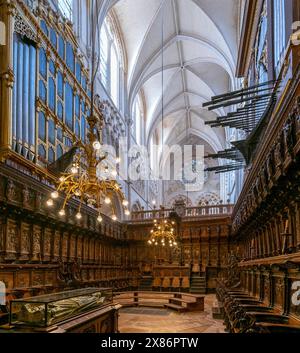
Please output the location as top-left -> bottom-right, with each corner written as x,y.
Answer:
147,7 -> 178,249
148,215 -> 177,248
46,116 -> 129,222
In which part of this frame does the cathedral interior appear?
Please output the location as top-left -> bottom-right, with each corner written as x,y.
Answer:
0,0 -> 300,334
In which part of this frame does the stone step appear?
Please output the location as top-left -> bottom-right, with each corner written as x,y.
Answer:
164,303 -> 186,312
170,298 -> 195,305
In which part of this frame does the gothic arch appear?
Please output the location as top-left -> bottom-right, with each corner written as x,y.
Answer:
196,192 -> 222,206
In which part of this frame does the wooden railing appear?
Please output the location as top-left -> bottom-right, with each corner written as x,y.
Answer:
130,204 -> 233,221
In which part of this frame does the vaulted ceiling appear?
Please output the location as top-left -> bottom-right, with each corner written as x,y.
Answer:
107,0 -> 240,157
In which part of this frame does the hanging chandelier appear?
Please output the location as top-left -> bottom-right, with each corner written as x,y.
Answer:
148,212 -> 177,248
46,116 -> 130,222
147,3 -> 179,248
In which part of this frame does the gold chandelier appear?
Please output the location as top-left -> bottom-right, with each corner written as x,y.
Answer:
148,212 -> 178,248
46,116 -> 129,222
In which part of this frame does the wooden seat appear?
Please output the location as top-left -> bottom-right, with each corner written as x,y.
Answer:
181,277 -> 190,289
172,277 -> 180,289
162,277 -> 171,289
153,277 -> 162,288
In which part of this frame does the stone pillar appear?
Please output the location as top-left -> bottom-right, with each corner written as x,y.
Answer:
0,1 -> 15,160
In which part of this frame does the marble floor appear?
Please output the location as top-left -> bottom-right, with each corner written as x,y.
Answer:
118,294 -> 225,333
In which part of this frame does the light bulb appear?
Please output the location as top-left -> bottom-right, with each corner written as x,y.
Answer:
51,191 -> 59,199
150,230 -> 154,233
104,197 -> 111,204
162,243 -> 165,247
47,199 -> 54,207
155,242 -> 158,246
170,244 -> 173,247
116,157 -> 121,164
125,210 -> 130,216
122,200 -> 129,207
93,141 -> 101,151
152,200 -> 156,205
76,212 -> 82,220
154,219 -> 157,223
112,214 -> 117,221
59,177 -> 65,183
71,167 -> 78,174
59,209 -> 65,216
97,215 -> 103,223
164,220 -> 167,224
111,170 -> 118,177
148,240 -> 152,245
75,190 -> 81,197
174,242 -> 177,246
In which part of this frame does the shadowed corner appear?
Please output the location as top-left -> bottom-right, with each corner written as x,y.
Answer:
0,21 -> 5,46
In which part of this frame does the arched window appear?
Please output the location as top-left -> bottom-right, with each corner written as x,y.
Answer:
100,22 -> 109,89
58,0 -> 73,21
100,19 -> 121,108
111,45 -> 119,106
133,96 -> 143,145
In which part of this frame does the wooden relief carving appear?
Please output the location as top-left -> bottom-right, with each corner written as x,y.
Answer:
43,229 -> 52,261
264,276 -> 270,304
77,236 -> 82,259
6,220 -> 18,260
70,235 -> 76,260
62,232 -> 68,259
274,277 -> 284,306
20,223 -> 30,261
6,180 -> 16,202
53,231 -> 61,260
32,225 -> 41,262
16,272 -> 30,288
32,271 -> 44,286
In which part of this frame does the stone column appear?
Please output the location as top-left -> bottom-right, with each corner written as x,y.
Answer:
0,1 -> 15,160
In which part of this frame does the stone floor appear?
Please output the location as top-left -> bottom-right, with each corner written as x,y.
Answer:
118,294 -> 225,333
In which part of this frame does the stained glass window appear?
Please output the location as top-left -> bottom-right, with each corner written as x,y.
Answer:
82,75 -> 87,91
58,35 -> 65,59
76,62 -> 81,83
57,71 -> 64,98
39,48 -> 47,79
48,147 -> 55,163
39,80 -> 47,103
66,42 -> 75,73
38,112 -> 46,142
75,95 -> 80,117
48,119 -> 56,145
65,82 -> 73,129
57,144 -> 63,159
50,28 -> 57,48
57,101 -> 63,121
273,0 -> 286,75
57,127 -> 63,142
81,116 -> 86,142
38,144 -> 46,160
48,77 -> 56,112
65,136 -> 73,147
75,120 -> 80,138
40,20 -> 48,36
49,60 -> 56,75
